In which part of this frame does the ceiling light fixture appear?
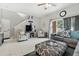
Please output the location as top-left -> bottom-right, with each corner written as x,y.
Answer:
38,3 -> 56,10
44,3 -> 51,10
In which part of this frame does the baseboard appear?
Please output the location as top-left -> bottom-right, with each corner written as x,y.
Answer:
18,40 -> 28,42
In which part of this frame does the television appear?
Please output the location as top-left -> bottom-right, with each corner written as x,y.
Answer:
25,25 -> 32,32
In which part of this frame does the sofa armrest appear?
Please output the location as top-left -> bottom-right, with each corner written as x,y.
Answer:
73,42 -> 79,56
63,38 -> 78,48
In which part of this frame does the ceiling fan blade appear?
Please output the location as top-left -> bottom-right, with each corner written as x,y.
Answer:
48,3 -> 56,6
38,3 -> 46,6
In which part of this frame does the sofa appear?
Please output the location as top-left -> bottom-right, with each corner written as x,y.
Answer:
51,34 -> 78,48
51,34 -> 79,56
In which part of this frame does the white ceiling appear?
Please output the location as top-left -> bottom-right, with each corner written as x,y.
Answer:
0,3 -> 75,18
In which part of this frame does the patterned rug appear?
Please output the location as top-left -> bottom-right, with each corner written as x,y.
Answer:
24,46 -> 75,56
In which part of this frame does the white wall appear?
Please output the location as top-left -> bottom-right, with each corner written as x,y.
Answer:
14,17 -> 40,39
1,19 -> 10,38
2,9 -> 26,37
0,8 -> 40,38
0,9 -> 2,23
0,9 -> 3,32
39,4 -> 79,33
14,17 -> 40,33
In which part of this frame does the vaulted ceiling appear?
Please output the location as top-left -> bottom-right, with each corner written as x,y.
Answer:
0,3 -> 76,18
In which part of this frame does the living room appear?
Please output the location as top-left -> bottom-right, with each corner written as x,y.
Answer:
0,2 -> 79,56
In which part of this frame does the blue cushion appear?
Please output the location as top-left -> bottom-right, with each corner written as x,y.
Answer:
71,31 -> 79,40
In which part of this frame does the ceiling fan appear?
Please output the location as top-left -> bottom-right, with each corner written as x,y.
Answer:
38,3 -> 56,10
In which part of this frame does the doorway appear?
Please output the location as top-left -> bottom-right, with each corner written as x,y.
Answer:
52,21 -> 56,33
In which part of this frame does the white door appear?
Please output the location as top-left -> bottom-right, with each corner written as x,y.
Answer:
1,19 -> 10,38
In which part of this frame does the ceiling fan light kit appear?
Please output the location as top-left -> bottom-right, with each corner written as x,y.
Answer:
38,3 -> 56,10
